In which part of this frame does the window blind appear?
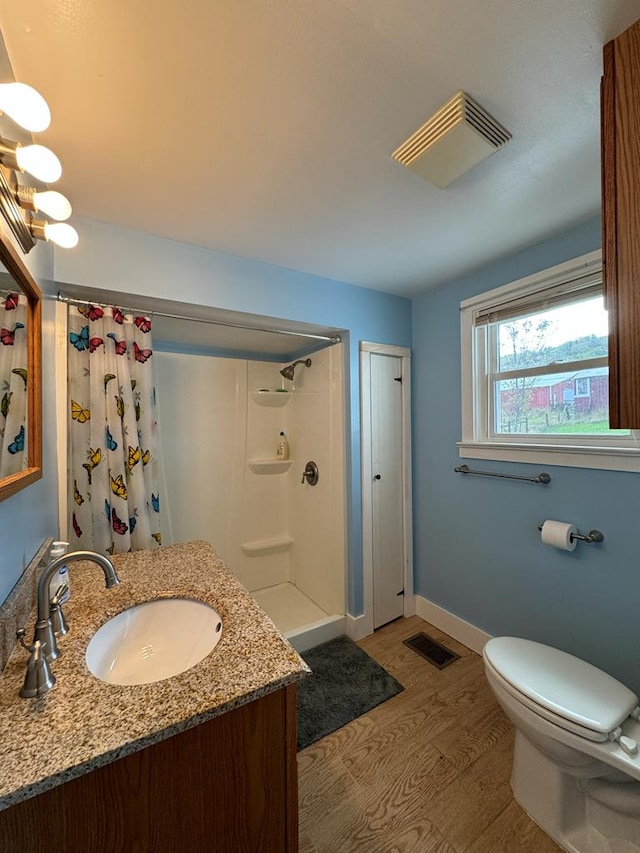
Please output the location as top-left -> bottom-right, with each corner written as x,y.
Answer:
474,270 -> 602,327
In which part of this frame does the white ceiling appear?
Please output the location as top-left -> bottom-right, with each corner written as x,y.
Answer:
1,1 -> 639,297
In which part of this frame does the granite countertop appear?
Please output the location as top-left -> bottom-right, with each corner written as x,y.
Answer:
0,540 -> 310,812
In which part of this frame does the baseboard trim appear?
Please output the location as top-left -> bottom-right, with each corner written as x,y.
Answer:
345,613 -> 371,642
413,595 -> 492,655
403,591 -> 416,618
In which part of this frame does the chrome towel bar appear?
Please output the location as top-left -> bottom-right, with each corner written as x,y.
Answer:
454,464 -> 551,484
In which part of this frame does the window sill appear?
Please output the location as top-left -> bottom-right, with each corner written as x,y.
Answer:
457,440 -> 640,472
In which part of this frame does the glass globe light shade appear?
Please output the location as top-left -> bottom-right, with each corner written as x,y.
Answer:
43,222 -> 79,249
0,83 -> 51,132
32,190 -> 72,221
15,144 -> 62,183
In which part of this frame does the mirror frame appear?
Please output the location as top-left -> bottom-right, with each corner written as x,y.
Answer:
0,228 -> 42,501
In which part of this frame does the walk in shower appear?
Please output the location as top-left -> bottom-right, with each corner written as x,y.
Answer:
155,330 -> 347,651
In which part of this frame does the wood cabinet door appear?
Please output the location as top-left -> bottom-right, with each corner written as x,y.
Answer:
602,18 -> 640,428
0,685 -> 299,853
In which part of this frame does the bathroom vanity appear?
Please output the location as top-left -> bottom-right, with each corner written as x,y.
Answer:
0,541 -> 309,852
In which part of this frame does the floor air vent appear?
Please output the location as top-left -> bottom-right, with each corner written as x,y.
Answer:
403,633 -> 460,670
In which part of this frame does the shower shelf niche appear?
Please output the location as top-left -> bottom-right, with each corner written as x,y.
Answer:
250,391 -> 292,407
247,459 -> 293,474
241,536 -> 294,556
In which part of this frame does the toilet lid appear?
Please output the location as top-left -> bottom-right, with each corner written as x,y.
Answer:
484,637 -> 638,735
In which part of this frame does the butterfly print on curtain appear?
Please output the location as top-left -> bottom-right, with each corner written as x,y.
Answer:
67,304 -> 162,554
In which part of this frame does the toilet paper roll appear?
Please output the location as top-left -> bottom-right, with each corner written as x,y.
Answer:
540,520 -> 577,552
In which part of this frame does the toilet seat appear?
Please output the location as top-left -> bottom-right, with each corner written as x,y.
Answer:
484,637 -> 639,743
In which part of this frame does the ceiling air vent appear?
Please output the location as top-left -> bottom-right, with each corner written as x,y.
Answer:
392,91 -> 511,188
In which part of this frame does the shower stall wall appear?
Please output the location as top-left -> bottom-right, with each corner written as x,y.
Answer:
156,343 -> 346,650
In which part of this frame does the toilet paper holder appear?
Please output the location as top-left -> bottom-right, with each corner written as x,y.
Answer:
537,524 -> 604,544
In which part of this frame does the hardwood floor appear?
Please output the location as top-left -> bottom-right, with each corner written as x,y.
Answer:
298,616 -> 562,853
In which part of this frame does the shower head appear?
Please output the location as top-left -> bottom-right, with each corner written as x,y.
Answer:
280,358 -> 312,381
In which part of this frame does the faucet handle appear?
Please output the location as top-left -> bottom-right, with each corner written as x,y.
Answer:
17,637 -> 56,699
49,584 -> 70,637
50,604 -> 69,639
50,583 -> 68,607
16,628 -> 30,650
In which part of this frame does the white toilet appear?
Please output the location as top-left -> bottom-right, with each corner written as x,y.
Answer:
483,636 -> 640,853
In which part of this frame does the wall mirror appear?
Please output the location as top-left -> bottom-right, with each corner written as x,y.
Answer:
0,223 -> 41,501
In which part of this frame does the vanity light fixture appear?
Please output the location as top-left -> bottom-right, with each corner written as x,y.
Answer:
0,82 -> 50,132
15,186 -> 71,221
0,80 -> 78,251
0,137 -> 62,183
30,219 -> 79,249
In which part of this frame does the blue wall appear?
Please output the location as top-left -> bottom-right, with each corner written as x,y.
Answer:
53,218 -> 412,615
412,216 -> 640,692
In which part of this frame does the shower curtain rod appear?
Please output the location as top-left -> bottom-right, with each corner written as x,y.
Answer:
56,292 -> 342,344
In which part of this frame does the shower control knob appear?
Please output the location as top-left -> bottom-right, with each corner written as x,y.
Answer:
374,474 -> 382,480
301,461 -> 319,486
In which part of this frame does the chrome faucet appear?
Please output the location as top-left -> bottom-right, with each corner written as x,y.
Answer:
17,550 -> 120,698
35,551 -> 120,661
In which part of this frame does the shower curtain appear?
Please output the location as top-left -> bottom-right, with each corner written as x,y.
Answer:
0,289 -> 28,478
67,303 -> 162,554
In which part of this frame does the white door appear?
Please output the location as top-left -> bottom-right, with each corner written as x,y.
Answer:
370,352 -> 405,628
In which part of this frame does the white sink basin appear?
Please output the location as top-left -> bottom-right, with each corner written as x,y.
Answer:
85,597 -> 223,686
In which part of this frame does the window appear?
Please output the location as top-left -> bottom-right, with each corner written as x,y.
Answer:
459,251 -> 640,472
574,377 -> 590,398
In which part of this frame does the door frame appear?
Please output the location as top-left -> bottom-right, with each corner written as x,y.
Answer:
360,341 -> 413,638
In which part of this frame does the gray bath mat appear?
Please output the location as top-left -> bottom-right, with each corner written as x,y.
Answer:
297,635 -> 404,750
